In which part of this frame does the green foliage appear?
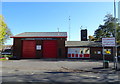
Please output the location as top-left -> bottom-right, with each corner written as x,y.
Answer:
0,58 -> 7,61
88,35 -> 96,41
93,14 -> 120,44
0,15 -> 12,46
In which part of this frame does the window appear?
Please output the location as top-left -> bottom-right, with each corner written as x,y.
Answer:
94,51 -> 101,54
104,49 -> 111,55
80,49 -> 83,54
79,48 -> 90,54
68,48 -> 90,54
94,51 -> 97,54
98,51 -> 101,54
84,48 -> 90,54
3,49 -> 11,52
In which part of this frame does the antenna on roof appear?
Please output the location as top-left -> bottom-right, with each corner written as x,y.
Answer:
57,27 -> 59,32
69,16 -> 71,41
57,27 -> 60,35
80,26 -> 82,30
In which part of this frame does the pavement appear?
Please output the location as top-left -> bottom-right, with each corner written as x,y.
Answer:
0,59 -> 120,84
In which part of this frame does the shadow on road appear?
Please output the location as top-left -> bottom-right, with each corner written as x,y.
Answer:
2,71 -> 120,84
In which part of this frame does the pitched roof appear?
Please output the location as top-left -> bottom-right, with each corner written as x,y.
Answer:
65,41 -> 102,47
11,32 -> 67,38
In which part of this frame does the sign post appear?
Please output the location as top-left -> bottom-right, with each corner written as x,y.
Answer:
102,38 -> 115,68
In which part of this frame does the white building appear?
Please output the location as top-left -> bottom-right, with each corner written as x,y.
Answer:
118,1 -> 120,23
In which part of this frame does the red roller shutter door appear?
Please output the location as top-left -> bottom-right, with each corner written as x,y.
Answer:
43,40 -> 57,58
22,40 -> 36,58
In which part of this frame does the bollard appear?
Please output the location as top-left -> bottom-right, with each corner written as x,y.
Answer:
103,60 -> 109,68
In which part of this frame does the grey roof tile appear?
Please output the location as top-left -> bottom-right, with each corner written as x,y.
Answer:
65,41 -> 102,47
12,32 -> 67,37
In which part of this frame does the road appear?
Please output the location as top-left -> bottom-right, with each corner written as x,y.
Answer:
1,59 -> 120,84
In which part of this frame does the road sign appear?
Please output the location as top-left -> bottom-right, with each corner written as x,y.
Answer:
102,38 -> 115,46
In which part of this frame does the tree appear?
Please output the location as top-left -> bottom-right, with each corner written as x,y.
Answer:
93,14 -> 120,44
0,15 -> 12,46
88,35 -> 96,41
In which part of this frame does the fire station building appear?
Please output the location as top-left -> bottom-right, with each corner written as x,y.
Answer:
11,32 -> 120,61
11,32 -> 67,59
65,41 -> 120,61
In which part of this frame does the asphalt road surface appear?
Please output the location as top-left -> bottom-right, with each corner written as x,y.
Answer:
1,59 -> 120,84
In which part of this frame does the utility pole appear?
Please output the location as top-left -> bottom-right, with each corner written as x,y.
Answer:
114,0 -> 118,70
80,26 -> 82,41
69,16 -> 71,41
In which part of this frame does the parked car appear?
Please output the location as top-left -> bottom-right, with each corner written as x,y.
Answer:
1,49 -> 12,55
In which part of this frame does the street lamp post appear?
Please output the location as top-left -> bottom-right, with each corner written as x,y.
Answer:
114,0 -> 118,70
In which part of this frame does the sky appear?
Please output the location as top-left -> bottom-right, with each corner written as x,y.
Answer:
1,2 -> 119,45
119,1 -> 120,23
